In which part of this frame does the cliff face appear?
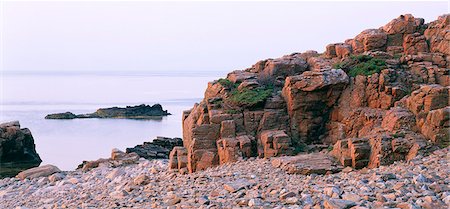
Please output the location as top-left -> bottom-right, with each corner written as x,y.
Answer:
169,14 -> 450,173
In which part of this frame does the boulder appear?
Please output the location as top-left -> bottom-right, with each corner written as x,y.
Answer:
223,179 -> 255,193
284,69 -> 349,92
335,43 -> 353,58
325,44 -> 338,58
16,165 -> 61,180
332,133 -> 430,169
227,71 -> 257,83
259,53 -> 308,79
382,14 -> 422,35
258,130 -> 293,158
323,198 -> 356,209
420,107 -> 450,146
326,43 -> 352,59
405,85 -> 449,145
237,80 -> 259,91
307,57 -> 333,70
403,33 -> 428,55
424,14 -> 450,56
216,135 -> 255,165
0,121 -> 42,178
188,149 -> 219,173
168,146 -> 188,172
381,107 -> 416,132
78,148 -> 139,171
272,153 -> 343,175
351,29 -> 387,53
406,84 -> 449,116
217,138 -> 241,164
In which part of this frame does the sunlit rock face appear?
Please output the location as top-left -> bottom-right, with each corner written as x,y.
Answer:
168,14 -> 450,173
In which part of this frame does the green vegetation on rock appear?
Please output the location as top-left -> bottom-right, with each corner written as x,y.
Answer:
217,77 -> 274,109
229,87 -> 273,108
333,55 -> 387,77
218,78 -> 238,89
224,109 -> 242,114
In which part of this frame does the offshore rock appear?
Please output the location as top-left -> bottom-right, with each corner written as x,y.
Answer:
45,104 -> 170,119
126,137 -> 183,159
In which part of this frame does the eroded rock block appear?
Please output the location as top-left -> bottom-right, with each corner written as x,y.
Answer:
421,107 -> 450,146
188,149 -> 219,173
381,107 -> 416,132
16,165 -> 61,180
220,120 -> 236,138
217,138 -> 240,164
282,69 -> 349,143
168,146 -> 188,171
272,153 -> 343,175
259,130 -> 292,158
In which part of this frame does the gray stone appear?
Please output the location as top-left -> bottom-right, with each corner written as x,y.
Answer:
323,198 -> 356,209
224,179 -> 254,193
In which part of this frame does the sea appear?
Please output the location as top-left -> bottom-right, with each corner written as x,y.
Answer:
0,71 -> 226,171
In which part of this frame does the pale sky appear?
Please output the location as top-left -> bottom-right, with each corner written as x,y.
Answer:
1,1 -> 448,72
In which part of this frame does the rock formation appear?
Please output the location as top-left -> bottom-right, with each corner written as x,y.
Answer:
126,136 -> 183,159
77,148 -> 141,171
168,14 -> 449,174
45,104 -> 170,119
0,121 -> 42,177
16,164 -> 61,180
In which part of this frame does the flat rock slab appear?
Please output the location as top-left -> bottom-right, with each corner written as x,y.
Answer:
16,164 -> 61,180
272,153 -> 343,175
223,179 -> 256,193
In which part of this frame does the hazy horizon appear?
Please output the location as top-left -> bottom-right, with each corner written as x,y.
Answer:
1,1 -> 449,73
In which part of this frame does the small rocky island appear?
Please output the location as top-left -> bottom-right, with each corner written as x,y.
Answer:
45,104 -> 170,119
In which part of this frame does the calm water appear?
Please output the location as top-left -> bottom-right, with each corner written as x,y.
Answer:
0,71 -> 224,170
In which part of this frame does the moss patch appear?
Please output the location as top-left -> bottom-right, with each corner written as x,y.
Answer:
229,87 -> 273,108
218,78 -> 238,89
333,55 -> 387,77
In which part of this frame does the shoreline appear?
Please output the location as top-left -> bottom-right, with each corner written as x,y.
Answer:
1,147 -> 448,208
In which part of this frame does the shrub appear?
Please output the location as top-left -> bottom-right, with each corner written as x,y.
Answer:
217,78 -> 237,89
229,87 -> 273,108
333,55 -> 386,77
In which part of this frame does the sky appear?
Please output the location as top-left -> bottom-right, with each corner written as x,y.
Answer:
1,1 -> 448,73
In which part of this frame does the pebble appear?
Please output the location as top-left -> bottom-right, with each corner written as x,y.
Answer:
0,147 -> 448,208
248,198 -> 262,207
280,191 -> 297,200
